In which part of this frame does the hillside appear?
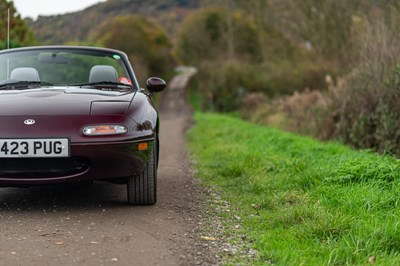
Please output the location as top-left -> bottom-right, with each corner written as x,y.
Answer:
27,0 -> 200,44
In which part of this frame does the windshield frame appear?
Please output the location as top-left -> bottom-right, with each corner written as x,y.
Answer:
0,46 -> 140,91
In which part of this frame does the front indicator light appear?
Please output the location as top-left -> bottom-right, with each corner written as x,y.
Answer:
83,125 -> 127,136
138,142 -> 148,151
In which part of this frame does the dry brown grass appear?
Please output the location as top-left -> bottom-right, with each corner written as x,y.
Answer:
241,89 -> 331,139
242,15 -> 400,156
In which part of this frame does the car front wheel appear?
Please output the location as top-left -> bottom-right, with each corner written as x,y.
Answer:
127,140 -> 157,205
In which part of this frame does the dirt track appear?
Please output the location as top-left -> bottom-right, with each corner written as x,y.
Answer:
0,70 -> 213,265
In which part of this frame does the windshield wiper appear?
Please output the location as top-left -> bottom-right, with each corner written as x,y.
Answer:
70,81 -> 133,90
0,81 -> 53,90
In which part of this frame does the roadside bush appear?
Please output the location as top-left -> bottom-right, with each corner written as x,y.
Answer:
277,90 -> 329,137
250,16 -> 400,157
178,7 -> 336,112
197,58 -> 333,112
258,59 -> 333,96
326,18 -> 400,155
240,88 -> 334,139
197,61 -> 244,112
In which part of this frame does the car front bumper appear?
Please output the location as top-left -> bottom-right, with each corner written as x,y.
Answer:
0,138 -> 154,186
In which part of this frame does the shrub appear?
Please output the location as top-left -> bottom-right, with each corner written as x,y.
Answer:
277,90 -> 329,137
196,58 -> 333,112
251,16 -> 400,157
326,18 -> 400,155
178,7 -> 336,112
197,60 -> 245,112
240,88 -> 334,139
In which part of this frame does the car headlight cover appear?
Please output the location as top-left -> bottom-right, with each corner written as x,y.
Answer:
83,125 -> 127,136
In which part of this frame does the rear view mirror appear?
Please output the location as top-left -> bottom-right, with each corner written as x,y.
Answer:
146,77 -> 166,93
39,53 -> 69,64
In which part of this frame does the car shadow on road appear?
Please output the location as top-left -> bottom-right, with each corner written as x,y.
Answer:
0,182 -> 133,212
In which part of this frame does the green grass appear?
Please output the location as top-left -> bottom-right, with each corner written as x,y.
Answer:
187,112 -> 400,265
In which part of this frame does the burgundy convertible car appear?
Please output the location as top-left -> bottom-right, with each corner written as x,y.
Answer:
0,46 -> 166,205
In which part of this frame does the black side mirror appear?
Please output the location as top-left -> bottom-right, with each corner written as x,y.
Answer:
146,77 -> 166,93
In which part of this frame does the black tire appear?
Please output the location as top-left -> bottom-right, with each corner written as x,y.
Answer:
127,140 -> 157,205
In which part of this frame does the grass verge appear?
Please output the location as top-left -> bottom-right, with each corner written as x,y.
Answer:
187,112 -> 400,265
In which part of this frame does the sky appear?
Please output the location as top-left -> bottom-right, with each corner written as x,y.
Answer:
12,0 -> 106,19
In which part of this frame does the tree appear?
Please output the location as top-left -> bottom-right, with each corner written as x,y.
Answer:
95,15 -> 174,83
204,0 -> 363,71
177,7 -> 263,65
0,0 -> 35,49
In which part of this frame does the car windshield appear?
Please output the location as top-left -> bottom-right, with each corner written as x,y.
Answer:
0,47 -> 137,90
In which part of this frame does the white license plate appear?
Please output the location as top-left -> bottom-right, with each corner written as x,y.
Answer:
0,138 -> 70,158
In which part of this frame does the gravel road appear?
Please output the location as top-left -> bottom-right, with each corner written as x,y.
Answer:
0,70 -> 214,265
